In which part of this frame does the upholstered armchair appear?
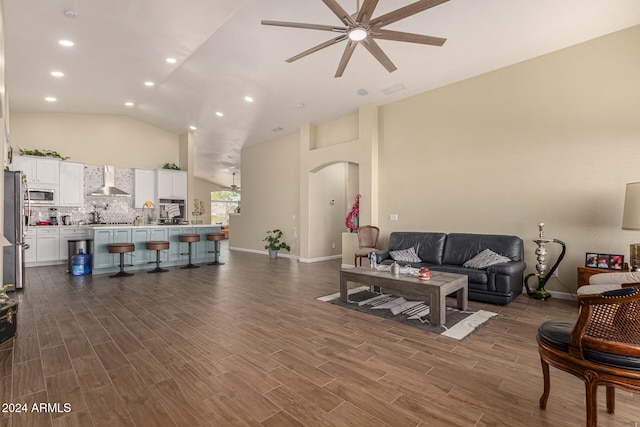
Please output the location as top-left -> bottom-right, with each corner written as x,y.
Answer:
354,225 -> 380,267
578,271 -> 640,295
537,286 -> 640,426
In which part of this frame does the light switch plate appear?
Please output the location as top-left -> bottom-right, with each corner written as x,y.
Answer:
390,214 -> 398,221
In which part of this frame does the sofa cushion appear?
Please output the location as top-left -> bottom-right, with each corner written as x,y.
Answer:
442,233 -> 523,266
387,232 -> 447,265
389,247 -> 421,263
463,249 -> 512,269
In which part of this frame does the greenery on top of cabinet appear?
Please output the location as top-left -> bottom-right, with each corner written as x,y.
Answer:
162,163 -> 180,170
18,148 -> 70,160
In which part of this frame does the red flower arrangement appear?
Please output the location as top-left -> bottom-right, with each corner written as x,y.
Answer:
345,194 -> 362,232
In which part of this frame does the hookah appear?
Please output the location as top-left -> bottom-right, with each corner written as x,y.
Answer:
524,223 -> 566,300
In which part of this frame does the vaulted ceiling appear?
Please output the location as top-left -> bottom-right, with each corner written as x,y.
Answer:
5,0 -> 640,188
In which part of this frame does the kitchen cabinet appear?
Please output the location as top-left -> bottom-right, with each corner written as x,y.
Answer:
134,169 -> 156,208
59,161 -> 85,207
131,227 -> 168,266
24,229 -> 36,264
12,155 -> 60,187
93,228 -> 131,269
195,227 -> 218,260
156,170 -> 187,200
35,227 -> 60,262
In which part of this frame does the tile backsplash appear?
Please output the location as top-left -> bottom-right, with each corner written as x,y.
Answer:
30,165 -> 146,225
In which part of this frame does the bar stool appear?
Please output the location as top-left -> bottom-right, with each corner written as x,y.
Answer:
108,243 -> 135,278
179,234 -> 200,269
147,241 -> 170,273
206,232 -> 225,265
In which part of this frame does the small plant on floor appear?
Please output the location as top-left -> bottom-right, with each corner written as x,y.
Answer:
263,229 -> 291,254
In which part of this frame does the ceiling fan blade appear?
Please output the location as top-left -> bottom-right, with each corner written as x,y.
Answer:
322,0 -> 356,26
373,29 -> 446,46
261,20 -> 346,33
285,35 -> 348,63
361,38 -> 397,73
335,40 -> 357,78
355,0 -> 379,24
370,0 -> 449,28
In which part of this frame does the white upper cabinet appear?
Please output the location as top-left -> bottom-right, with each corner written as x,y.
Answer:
59,161 -> 84,207
156,169 -> 187,200
134,169 -> 156,208
12,155 -> 60,186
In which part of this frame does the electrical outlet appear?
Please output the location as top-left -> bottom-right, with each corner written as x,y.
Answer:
331,242 -> 336,249
390,214 -> 398,221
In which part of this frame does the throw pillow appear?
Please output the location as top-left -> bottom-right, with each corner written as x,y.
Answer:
389,247 -> 422,263
463,249 -> 511,269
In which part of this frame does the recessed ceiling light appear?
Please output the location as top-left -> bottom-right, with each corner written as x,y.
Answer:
296,103 -> 305,109
215,112 -> 224,117
189,126 -> 197,130
51,71 -> 64,77
58,40 -> 74,47
45,97 -> 57,102
166,58 -> 177,64
125,102 -> 134,107
144,81 -> 155,87
244,96 -> 254,103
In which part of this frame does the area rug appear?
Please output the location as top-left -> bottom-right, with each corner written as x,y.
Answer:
317,286 -> 498,340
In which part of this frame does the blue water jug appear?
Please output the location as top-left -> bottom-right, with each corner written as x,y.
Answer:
71,249 -> 91,276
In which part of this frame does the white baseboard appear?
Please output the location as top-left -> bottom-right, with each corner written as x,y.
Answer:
228,246 -> 299,260
299,255 -> 342,263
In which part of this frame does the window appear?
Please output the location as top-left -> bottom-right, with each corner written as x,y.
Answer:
211,191 -> 240,225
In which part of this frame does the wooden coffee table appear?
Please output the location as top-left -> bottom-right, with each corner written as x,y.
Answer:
340,267 -> 468,326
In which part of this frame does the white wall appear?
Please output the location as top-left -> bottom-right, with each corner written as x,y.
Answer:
309,162 -> 347,259
11,112 -> 179,169
230,131 -> 300,255
234,25 -> 640,294
376,25 -> 640,293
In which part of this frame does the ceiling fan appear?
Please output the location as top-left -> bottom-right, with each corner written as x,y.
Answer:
230,172 -> 240,192
262,0 -> 448,78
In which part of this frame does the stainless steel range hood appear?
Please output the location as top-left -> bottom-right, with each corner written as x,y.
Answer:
90,165 -> 130,197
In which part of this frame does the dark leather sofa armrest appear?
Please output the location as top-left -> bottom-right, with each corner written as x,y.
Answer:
376,251 -> 391,262
487,260 -> 526,275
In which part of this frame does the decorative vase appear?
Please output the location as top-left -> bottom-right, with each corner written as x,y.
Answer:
268,248 -> 279,259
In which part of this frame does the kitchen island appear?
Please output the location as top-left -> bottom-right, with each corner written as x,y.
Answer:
90,224 -> 222,275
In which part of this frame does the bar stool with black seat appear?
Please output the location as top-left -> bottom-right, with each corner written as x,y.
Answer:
108,243 -> 135,278
206,232 -> 225,265
147,240 -> 170,273
179,234 -> 200,269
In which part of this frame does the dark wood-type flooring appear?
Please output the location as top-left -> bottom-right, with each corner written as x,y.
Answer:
1,243 -> 638,426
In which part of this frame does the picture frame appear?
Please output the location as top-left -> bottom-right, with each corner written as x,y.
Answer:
585,252 -> 624,270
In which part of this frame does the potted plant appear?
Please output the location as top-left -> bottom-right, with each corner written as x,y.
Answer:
263,229 -> 291,258
0,285 -> 10,304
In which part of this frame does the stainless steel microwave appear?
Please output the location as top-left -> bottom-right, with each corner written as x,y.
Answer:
27,189 -> 55,204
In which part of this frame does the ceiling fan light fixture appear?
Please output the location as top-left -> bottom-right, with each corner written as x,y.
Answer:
348,27 -> 368,41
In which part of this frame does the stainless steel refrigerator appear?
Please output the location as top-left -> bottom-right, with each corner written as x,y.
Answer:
3,170 -> 28,290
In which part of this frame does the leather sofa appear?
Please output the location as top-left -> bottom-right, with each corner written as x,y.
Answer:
376,232 -> 526,305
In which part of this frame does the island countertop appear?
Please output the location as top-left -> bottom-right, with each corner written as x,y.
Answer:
87,223 -> 220,229
90,224 -> 222,275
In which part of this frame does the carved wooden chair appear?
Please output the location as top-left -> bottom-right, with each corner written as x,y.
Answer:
354,225 -> 380,267
537,286 -> 640,426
